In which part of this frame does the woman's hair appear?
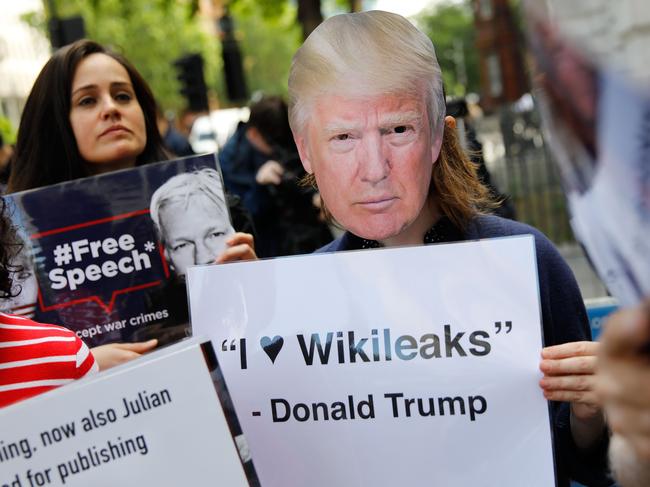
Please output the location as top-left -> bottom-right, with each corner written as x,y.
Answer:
431,123 -> 496,229
8,39 -> 168,193
0,198 -> 23,299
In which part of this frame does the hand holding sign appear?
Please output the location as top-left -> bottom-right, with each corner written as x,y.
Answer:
539,341 -> 601,416
539,341 -> 605,449
91,339 -> 158,370
215,233 -> 257,264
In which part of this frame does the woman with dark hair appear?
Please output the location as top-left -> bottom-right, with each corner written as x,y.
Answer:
0,197 -> 97,407
4,40 -> 255,363
8,39 -> 254,260
8,40 -> 166,191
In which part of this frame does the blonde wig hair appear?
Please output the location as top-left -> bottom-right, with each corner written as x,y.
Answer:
289,10 -> 494,230
289,10 -> 445,141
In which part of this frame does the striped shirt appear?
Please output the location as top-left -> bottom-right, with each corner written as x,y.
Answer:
0,312 -> 97,408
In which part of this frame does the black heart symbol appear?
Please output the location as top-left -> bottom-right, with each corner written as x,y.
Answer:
260,336 -> 284,363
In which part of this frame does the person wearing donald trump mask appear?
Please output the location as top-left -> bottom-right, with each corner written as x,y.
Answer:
289,10 -> 611,486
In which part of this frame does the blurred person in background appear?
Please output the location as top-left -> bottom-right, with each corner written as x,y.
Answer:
446,97 -> 516,220
219,95 -> 331,257
156,108 -> 194,157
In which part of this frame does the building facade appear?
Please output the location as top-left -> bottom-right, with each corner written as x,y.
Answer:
473,0 -> 528,112
0,0 -> 50,131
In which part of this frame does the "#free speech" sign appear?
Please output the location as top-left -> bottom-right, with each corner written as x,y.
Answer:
188,236 -> 556,487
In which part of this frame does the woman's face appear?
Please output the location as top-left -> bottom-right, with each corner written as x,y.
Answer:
69,53 -> 147,174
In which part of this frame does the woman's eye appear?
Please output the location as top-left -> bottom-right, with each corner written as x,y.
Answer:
115,92 -> 133,102
78,97 -> 95,107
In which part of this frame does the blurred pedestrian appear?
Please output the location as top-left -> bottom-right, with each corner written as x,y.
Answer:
156,109 -> 194,157
220,95 -> 331,257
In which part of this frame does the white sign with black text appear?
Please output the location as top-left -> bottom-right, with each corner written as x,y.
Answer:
188,235 -> 555,486
0,339 -> 256,487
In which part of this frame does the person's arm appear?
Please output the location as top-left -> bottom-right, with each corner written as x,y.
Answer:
528,224 -> 611,485
609,434 -> 650,487
90,339 -> 158,371
75,335 -> 98,377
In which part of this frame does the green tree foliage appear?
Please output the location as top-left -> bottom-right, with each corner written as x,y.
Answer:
230,0 -> 358,40
229,0 -> 301,98
39,0 -> 222,111
416,1 -> 480,97
28,0 -> 303,109
0,116 -> 16,145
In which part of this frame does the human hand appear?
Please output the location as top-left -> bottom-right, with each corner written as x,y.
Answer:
90,339 -> 158,371
215,232 -> 257,263
256,160 -> 284,185
597,301 -> 650,460
540,341 -> 601,420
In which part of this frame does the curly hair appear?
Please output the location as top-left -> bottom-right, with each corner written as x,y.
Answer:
0,198 -> 24,299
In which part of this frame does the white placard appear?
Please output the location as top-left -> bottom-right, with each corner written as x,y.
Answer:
0,339 -> 255,487
188,236 -> 555,486
568,71 -> 650,306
